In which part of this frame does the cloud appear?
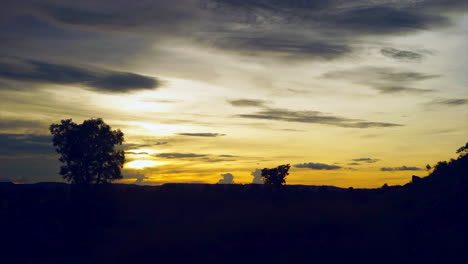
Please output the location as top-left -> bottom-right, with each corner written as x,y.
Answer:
348,163 -> 360,166
0,133 -> 55,157
156,153 -> 207,159
125,151 -> 149,155
352,158 -> 379,163
43,5 -> 124,26
380,166 -> 423,171
40,2 -> 200,32
176,133 -> 226,137
0,58 -> 160,93
120,141 -> 168,151
155,152 -> 236,163
430,98 -> 468,106
0,133 -> 60,183
324,67 -> 439,94
251,168 -> 264,184
208,34 -> 353,60
374,86 -> 433,94
328,6 -> 448,35
217,173 -> 234,184
381,48 -> 424,61
0,118 -> 45,131
228,99 -> 267,107
0,156 -> 61,183
237,107 -> 402,128
0,0 -> 464,66
324,67 -> 439,83
294,162 -> 342,170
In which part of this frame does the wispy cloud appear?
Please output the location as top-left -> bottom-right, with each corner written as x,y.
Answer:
156,153 -> 207,159
176,133 -> 226,137
155,152 -> 236,163
429,98 -> 468,106
323,67 -> 439,94
237,107 -> 402,128
228,99 -> 267,108
352,158 -> 380,163
380,48 -> 424,61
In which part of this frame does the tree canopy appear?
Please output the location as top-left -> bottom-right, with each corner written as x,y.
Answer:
50,118 -> 125,185
261,164 -> 290,186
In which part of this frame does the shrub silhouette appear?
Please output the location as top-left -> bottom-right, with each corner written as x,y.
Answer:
50,118 -> 125,185
261,164 -> 290,186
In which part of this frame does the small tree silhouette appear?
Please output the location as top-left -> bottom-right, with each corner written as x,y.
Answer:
50,118 -> 125,185
261,164 -> 290,186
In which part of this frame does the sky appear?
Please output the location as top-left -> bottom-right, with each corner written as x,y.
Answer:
0,0 -> 467,187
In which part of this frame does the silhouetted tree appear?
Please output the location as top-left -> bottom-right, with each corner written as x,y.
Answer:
456,142 -> 468,157
50,118 -> 125,185
261,164 -> 290,186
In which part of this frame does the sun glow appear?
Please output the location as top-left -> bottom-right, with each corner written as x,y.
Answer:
125,160 -> 162,169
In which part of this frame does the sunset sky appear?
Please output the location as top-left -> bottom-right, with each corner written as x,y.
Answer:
0,0 -> 467,187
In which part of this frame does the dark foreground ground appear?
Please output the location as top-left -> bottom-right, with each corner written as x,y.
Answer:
1,173 -> 467,264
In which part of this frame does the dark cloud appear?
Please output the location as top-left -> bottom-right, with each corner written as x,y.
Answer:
329,6 -> 448,35
176,133 -> 226,137
228,99 -> 267,107
217,173 -> 234,184
237,107 -> 402,128
0,0 -> 464,65
38,2 -> 203,33
348,162 -> 360,166
294,162 -> 342,170
213,0 -> 332,11
352,158 -> 379,163
0,58 -> 160,93
43,5 -> 123,26
381,48 -> 424,61
380,166 -> 423,171
0,133 -> 54,157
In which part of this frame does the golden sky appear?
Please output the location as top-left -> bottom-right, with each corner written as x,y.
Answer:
0,0 -> 467,187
